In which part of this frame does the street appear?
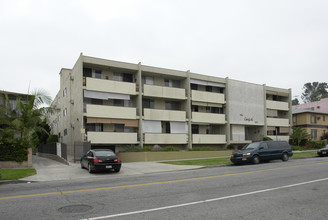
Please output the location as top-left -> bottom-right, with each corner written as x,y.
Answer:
1,157 -> 328,220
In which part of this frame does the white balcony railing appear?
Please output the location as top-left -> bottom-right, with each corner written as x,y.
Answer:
192,112 -> 226,124
143,84 -> 186,100
87,132 -> 138,144
267,118 -> 290,127
86,104 -> 137,119
192,90 -> 225,104
144,109 -> 186,122
86,77 -> 136,95
266,100 -> 289,111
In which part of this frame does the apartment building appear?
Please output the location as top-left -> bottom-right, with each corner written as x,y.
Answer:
49,54 -> 292,161
293,108 -> 328,141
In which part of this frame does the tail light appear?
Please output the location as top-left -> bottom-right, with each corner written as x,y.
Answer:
114,157 -> 121,162
93,157 -> 102,163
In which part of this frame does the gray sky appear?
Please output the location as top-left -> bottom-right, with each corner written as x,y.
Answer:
1,0 -> 327,102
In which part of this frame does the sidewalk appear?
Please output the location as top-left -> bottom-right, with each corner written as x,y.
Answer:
21,155 -> 203,182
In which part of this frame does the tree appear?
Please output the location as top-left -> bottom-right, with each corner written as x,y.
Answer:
290,127 -> 309,146
0,89 -> 52,149
301,82 -> 328,103
292,98 -> 299,105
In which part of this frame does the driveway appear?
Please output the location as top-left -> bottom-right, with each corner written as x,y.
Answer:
21,155 -> 203,182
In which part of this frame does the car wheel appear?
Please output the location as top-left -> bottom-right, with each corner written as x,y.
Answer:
282,153 -> 289,161
252,155 -> 260,164
88,163 -> 94,173
114,168 -> 120,173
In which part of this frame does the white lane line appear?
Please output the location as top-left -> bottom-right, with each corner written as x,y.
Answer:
81,177 -> 328,220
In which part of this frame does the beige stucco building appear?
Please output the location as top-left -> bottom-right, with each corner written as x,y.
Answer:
49,54 -> 292,161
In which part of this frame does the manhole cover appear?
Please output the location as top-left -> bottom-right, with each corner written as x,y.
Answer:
58,204 -> 93,214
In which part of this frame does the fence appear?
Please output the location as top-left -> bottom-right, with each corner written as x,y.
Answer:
74,141 -> 91,161
38,142 -> 67,160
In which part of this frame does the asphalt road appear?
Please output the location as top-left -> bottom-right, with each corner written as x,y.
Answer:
1,157 -> 328,220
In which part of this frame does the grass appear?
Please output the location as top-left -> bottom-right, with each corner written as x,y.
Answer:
162,151 -> 318,166
0,169 -> 36,181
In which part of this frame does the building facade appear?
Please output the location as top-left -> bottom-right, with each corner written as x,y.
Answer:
293,109 -> 328,141
49,54 -> 292,161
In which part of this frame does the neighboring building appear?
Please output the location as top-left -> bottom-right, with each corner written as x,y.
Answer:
293,98 -> 328,113
49,54 -> 292,162
0,90 -> 30,111
292,108 -> 328,141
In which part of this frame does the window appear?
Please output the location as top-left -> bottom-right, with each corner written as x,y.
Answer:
113,73 -> 133,82
58,132 -> 61,138
311,129 -> 317,139
191,105 -> 198,112
63,108 -> 67,116
86,123 -> 103,132
165,122 -> 170,133
323,116 -> 326,121
64,129 -> 67,136
114,99 -> 124,107
83,68 -> 92,77
165,101 -> 181,110
91,99 -> 102,105
143,99 -> 155,109
164,79 -> 180,88
192,124 -> 199,134
311,115 -> 317,124
191,84 -> 198,90
95,70 -> 102,79
114,124 -> 124,132
142,76 -> 154,85
63,88 -> 67,97
206,86 -> 212,92
292,116 -> 297,123
113,73 -> 123,81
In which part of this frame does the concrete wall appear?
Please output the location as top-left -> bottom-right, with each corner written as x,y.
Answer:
228,79 -> 265,126
117,150 -> 232,162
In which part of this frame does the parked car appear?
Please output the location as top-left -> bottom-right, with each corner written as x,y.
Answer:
230,141 -> 293,165
80,149 -> 121,173
317,145 -> 328,157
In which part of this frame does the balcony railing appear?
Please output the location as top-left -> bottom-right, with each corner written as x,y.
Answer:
85,77 -> 136,95
86,104 -> 137,119
267,118 -> 290,127
266,100 -> 289,111
192,112 -> 226,124
143,84 -> 186,100
87,132 -> 138,144
144,109 -> 186,122
192,90 -> 225,104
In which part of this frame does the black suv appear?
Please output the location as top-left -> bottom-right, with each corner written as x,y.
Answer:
230,141 -> 293,165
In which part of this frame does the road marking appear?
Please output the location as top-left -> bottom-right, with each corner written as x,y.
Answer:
81,177 -> 328,220
0,161 -> 328,201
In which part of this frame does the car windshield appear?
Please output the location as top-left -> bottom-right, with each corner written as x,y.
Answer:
95,151 -> 116,157
242,142 -> 260,150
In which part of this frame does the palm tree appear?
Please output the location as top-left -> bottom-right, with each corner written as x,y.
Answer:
290,127 -> 309,146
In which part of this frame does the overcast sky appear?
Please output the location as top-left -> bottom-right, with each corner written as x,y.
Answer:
1,0 -> 327,102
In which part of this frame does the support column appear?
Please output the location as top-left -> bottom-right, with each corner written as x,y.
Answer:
186,70 -> 192,149
137,62 -> 143,148
225,77 -> 230,148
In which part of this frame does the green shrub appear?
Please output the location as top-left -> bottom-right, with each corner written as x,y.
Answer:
162,146 -> 179,151
305,140 -> 326,149
0,138 -> 28,162
189,147 -> 214,151
121,145 -> 142,152
47,134 -> 58,143
142,146 -> 153,152
321,133 -> 328,140
263,136 -> 273,141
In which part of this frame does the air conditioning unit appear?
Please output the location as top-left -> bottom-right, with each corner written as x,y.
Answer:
70,100 -> 74,104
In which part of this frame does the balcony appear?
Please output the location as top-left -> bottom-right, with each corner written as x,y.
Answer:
86,104 -> 137,119
85,77 -> 136,95
266,100 -> 289,111
143,84 -> 186,100
192,112 -> 225,124
144,133 -> 188,144
192,134 -> 226,144
144,109 -> 186,122
87,132 -> 138,144
267,118 -> 290,127
192,90 -> 225,104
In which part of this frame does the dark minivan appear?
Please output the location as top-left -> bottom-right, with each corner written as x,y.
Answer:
230,141 -> 293,165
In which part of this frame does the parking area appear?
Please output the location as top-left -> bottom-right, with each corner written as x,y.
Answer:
21,155 -> 203,182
